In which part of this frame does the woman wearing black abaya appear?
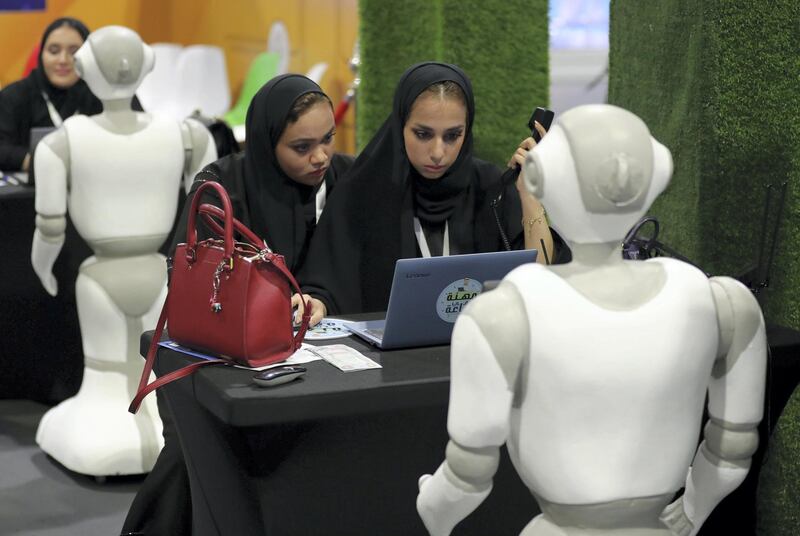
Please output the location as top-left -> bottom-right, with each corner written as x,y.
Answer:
170,73 -> 354,272
0,17 -> 141,172
121,74 -> 353,536
299,61 -> 556,319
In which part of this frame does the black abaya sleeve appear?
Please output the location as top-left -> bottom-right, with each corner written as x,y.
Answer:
0,81 -> 34,170
298,178 -> 364,315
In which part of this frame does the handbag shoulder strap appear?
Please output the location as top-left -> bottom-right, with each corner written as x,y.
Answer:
128,297 -> 227,414
264,251 -> 311,346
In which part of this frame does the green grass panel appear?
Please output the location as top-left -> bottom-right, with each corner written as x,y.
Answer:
357,0 -> 442,149
358,0 -> 549,165
441,0 -> 548,165
757,385 -> 800,535
609,0 -> 710,264
609,0 -> 800,329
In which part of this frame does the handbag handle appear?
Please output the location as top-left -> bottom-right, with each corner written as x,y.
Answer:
186,181 -> 235,266
198,203 -> 268,250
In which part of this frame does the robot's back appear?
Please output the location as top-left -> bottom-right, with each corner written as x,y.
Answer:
64,114 -> 184,255
505,258 -> 719,506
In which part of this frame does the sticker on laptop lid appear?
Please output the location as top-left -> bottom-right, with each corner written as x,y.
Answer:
436,278 -> 483,323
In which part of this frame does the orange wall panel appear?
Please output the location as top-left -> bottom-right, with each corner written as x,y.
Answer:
0,0 -> 358,153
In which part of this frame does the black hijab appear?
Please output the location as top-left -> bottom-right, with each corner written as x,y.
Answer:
31,18 -> 99,119
301,62 -> 515,314
242,74 -> 329,271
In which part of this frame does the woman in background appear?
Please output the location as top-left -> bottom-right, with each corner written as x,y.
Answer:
299,61 -> 556,321
0,17 -> 144,173
0,17 -> 97,171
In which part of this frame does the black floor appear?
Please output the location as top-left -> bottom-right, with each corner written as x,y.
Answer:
0,399 -> 143,536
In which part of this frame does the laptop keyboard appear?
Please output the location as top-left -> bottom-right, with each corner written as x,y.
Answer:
365,328 -> 385,339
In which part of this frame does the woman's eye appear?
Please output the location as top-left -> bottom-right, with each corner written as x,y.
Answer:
444,132 -> 463,143
414,130 -> 432,140
48,46 -> 61,55
322,133 -> 334,144
292,144 -> 310,154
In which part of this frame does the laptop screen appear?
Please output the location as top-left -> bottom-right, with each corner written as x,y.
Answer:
349,249 -> 538,349
29,126 -> 57,156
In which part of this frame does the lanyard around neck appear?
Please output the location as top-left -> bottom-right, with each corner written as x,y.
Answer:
315,180 -> 326,223
41,91 -> 63,127
414,217 -> 450,258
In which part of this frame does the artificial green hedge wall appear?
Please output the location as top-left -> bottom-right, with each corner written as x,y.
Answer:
608,0 -> 800,329
757,385 -> 800,535
358,0 -> 548,166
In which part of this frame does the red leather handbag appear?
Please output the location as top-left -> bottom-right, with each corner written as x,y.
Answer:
129,180 -> 310,413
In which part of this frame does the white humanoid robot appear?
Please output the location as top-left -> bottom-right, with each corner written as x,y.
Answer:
31,26 -> 217,477
416,104 -> 767,536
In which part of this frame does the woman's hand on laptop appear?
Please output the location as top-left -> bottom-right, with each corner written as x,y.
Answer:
291,293 -> 327,327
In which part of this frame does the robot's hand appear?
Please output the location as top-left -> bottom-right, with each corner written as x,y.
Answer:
31,229 -> 63,297
659,497 -> 695,536
416,464 -> 491,536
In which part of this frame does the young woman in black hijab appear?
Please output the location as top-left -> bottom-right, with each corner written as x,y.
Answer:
0,17 -> 143,172
0,18 -> 97,171
171,73 -> 354,272
122,73 -> 353,536
298,61 -> 554,319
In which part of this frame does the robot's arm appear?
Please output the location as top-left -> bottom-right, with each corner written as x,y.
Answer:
662,277 -> 766,536
417,282 -> 528,535
180,118 -> 217,193
31,130 -> 70,297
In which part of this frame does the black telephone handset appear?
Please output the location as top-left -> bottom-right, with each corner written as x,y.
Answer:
493,106 -> 556,253
528,107 -> 555,143
501,107 -> 555,185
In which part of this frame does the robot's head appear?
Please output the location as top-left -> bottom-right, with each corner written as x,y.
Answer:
523,104 -> 673,246
73,25 -> 154,101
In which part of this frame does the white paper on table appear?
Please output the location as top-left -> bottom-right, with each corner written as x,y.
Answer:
305,344 -> 382,372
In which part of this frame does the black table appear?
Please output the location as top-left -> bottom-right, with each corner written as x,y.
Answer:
1,185 -> 184,404
143,322 -> 800,536
143,324 -> 539,536
1,184 -> 88,403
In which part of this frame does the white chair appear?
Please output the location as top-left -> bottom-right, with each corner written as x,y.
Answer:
267,21 -> 291,75
305,62 -> 328,85
137,43 -> 183,118
173,45 -> 231,119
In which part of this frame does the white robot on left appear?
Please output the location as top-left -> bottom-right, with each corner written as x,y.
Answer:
31,26 -> 217,477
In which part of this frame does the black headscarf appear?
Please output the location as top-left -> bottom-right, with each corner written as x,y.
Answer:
242,74 -> 330,271
300,62 -> 519,314
31,17 -> 98,120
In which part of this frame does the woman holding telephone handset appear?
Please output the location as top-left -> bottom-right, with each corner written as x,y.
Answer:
296,61 -> 558,325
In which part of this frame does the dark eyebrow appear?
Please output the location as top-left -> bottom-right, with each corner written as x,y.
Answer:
288,127 -> 335,145
411,124 -> 465,132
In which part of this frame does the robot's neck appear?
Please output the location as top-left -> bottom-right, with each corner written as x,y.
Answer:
96,97 -> 145,134
567,241 -> 624,269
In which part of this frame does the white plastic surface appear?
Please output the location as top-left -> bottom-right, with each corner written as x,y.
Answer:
172,45 -> 231,118
136,42 -> 182,115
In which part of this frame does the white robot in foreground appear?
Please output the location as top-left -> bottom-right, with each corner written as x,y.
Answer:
31,26 -> 216,476
417,105 -> 766,536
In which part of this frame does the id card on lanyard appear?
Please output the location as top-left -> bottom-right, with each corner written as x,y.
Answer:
413,217 -> 450,258
41,91 -> 64,127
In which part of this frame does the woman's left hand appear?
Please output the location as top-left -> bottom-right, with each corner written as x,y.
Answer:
291,292 -> 327,327
507,121 -> 547,197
